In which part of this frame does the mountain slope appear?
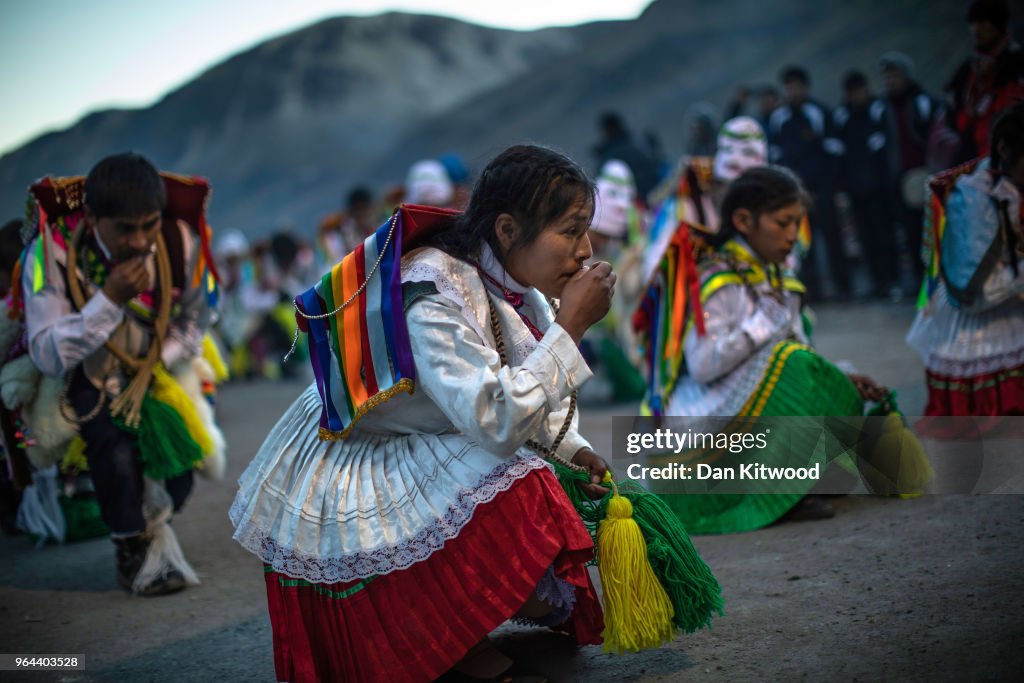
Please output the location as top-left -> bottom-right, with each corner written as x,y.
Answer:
0,12 -> 582,231
0,1 -> 986,235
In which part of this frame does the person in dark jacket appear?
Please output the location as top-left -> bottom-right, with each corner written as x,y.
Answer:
880,51 -> 946,285
834,71 -> 899,298
768,65 -> 850,299
946,0 -> 1024,163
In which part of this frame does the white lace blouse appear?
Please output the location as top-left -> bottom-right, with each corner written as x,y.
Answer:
231,246 -> 594,583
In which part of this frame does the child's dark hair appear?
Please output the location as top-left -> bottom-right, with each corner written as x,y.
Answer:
990,102 -> 1024,173
420,145 -> 595,266
270,232 -> 299,272
715,166 -> 811,246
84,153 -> 166,220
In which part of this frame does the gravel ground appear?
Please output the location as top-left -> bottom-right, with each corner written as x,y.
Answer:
1,301 -> 1021,682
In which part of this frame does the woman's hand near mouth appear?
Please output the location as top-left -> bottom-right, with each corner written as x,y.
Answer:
554,261 -> 616,344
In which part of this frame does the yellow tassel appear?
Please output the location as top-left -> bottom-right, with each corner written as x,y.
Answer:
202,334 -> 230,383
597,472 -> 675,653
864,413 -> 935,497
150,364 -> 215,457
61,436 -> 89,473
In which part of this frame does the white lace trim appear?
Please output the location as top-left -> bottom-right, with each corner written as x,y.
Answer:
403,261 -> 491,348
513,334 -> 539,367
923,346 -> 1024,377
668,343 -> 776,417
907,284 -> 1024,376
230,454 -> 551,584
514,565 -> 577,628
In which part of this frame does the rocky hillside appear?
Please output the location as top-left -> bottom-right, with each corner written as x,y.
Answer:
0,0 -> 993,235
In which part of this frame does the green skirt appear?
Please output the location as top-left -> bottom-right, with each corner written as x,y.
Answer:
659,341 -> 864,534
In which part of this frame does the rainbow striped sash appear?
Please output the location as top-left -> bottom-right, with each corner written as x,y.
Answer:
294,204 -> 459,440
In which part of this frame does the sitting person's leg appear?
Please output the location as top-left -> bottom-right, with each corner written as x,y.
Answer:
164,470 -> 194,513
68,368 -> 187,595
68,369 -> 145,535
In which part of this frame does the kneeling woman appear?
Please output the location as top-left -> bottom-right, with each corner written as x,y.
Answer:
638,166 -> 888,533
231,145 -> 616,682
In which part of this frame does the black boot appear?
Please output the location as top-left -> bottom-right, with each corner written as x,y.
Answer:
113,534 -> 187,596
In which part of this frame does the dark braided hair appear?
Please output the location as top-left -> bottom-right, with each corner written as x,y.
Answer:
714,165 -> 811,247
420,145 -> 595,266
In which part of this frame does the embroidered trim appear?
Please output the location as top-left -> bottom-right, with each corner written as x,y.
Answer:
924,347 -> 1024,377
317,378 -> 416,441
230,454 -> 551,583
402,261 -> 490,345
927,366 -> 1024,391
402,261 -> 541,365
268,568 -> 379,599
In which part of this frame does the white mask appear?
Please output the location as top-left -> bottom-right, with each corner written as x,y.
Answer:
405,159 -> 454,207
713,117 -> 767,182
592,160 -> 635,239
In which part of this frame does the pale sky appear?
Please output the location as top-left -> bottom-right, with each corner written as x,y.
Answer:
0,1 -> 652,155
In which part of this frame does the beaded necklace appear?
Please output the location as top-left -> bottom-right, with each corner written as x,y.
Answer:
483,287 -> 586,474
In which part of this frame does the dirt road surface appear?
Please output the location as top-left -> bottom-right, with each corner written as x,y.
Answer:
2,302 -> 1022,682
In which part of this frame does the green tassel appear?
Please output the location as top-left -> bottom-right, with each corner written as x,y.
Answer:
58,494 -> 109,542
548,459 -> 608,542
548,460 -> 724,632
627,485 -> 725,632
113,393 -> 204,480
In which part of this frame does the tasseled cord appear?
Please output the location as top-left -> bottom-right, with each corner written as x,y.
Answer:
549,461 -> 724,651
597,471 -> 676,654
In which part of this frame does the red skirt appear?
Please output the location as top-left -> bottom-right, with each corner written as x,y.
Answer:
263,467 -> 603,683
919,365 -> 1024,437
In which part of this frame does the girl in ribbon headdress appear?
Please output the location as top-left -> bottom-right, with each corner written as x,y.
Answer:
231,145 -> 722,682
907,102 -> 1024,431
636,166 -> 893,531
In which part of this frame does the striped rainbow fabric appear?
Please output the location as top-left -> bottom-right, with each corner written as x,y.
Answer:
295,204 -> 459,440
634,219 -> 706,417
